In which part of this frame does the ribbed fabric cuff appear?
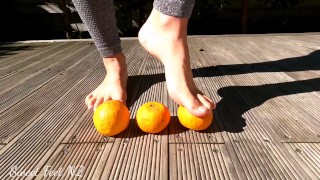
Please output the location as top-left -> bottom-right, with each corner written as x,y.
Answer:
97,43 -> 122,58
153,0 -> 195,18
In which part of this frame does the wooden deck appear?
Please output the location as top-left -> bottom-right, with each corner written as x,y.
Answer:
0,33 -> 320,179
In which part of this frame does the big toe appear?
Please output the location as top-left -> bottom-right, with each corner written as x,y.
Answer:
183,94 -> 216,117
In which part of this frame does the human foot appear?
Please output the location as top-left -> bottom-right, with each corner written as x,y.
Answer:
138,9 -> 216,117
85,53 -> 128,110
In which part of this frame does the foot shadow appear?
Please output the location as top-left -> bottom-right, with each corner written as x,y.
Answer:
197,50 -> 320,77
213,77 -> 320,133
123,49 -> 320,136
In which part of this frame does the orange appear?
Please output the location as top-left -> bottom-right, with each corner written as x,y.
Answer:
93,100 -> 130,137
136,102 -> 170,134
177,105 -> 213,131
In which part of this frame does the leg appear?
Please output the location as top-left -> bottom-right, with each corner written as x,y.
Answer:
73,0 -> 127,110
139,0 -> 216,117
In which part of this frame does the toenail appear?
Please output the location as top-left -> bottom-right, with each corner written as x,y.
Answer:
198,106 -> 207,112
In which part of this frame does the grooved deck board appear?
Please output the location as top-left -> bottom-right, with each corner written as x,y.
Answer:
284,143 -> 320,178
0,46 -> 99,144
0,40 -> 139,179
169,144 -> 238,180
196,36 -> 320,143
0,42 -> 87,93
34,143 -> 113,179
0,42 -> 55,67
231,73 -> 320,142
0,43 -> 96,114
272,35 -> 320,50
0,68 -> 103,179
0,42 -> 72,78
0,33 -> 320,179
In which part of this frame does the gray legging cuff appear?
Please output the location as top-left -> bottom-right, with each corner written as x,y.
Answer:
97,43 -> 122,58
72,0 -> 122,58
153,0 -> 195,18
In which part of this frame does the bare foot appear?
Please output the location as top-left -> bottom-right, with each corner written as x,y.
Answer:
138,9 -> 216,117
85,53 -> 128,110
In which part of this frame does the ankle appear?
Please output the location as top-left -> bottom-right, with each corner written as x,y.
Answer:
103,53 -> 125,65
103,53 -> 127,79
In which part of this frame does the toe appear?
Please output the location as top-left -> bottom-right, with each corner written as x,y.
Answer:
87,96 -> 96,110
103,96 -> 111,103
93,97 -> 104,111
182,97 -> 210,118
189,104 -> 211,118
197,94 -> 216,110
85,93 -> 93,106
182,92 -> 216,117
